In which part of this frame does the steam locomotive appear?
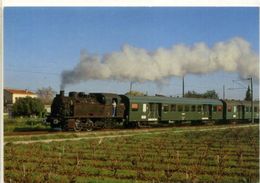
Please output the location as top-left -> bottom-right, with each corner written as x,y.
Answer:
46,90 -> 259,131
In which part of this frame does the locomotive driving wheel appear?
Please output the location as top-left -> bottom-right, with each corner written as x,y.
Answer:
74,119 -> 83,132
84,119 -> 94,132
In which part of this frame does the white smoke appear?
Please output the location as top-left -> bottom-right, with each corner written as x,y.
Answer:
60,37 -> 259,89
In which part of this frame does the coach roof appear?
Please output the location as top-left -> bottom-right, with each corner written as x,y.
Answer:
126,95 -> 222,105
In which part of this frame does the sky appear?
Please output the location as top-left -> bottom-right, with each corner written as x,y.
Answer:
4,7 -> 259,99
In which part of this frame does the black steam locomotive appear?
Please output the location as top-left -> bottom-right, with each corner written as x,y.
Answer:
46,91 -> 126,131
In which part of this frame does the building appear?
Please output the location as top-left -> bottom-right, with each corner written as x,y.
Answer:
4,88 -> 38,116
4,88 -> 38,105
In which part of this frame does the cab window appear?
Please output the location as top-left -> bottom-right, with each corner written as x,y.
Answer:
131,103 -> 139,111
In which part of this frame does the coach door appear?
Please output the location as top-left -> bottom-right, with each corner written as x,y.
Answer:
238,105 -> 244,119
208,105 -> 212,120
202,104 -> 210,120
147,103 -> 160,121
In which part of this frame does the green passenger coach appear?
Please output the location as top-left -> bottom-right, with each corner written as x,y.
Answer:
241,101 -> 259,121
121,95 -> 223,125
221,100 -> 259,122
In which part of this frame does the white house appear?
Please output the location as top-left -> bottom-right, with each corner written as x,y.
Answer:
4,88 -> 38,105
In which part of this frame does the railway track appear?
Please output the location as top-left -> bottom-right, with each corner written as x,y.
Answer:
4,122 -> 219,137
4,126 -> 173,137
5,122 -> 258,137
4,123 -> 259,146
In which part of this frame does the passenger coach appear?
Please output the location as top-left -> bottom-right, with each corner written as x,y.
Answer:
221,100 -> 259,122
121,95 -> 223,126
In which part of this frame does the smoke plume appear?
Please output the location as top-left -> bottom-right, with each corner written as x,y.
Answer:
60,37 -> 259,89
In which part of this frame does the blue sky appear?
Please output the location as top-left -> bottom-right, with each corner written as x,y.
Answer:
4,7 -> 259,99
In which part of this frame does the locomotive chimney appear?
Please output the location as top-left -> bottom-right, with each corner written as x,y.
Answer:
60,90 -> 64,96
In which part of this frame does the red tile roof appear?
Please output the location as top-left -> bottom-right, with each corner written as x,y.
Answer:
4,88 -> 36,95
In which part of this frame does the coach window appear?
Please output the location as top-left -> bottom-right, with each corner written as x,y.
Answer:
171,104 -> 176,112
163,105 -> 169,112
213,106 -> 217,112
203,105 -> 208,112
178,105 -> 183,112
191,105 -> 196,112
217,106 -> 222,112
197,105 -> 202,112
184,105 -> 190,112
233,106 -> 237,113
227,106 -> 232,112
143,104 -> 147,112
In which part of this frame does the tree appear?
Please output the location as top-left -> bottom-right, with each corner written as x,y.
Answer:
244,85 -> 252,101
12,97 -> 45,117
36,86 -> 56,105
184,91 -> 202,98
203,90 -> 219,99
184,90 -> 219,99
125,90 -> 145,96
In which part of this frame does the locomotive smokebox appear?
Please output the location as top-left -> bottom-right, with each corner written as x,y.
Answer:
60,90 -> 64,96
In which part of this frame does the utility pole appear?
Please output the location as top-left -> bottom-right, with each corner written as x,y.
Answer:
250,77 -> 254,123
223,85 -> 225,100
182,76 -> 185,97
129,81 -> 133,93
